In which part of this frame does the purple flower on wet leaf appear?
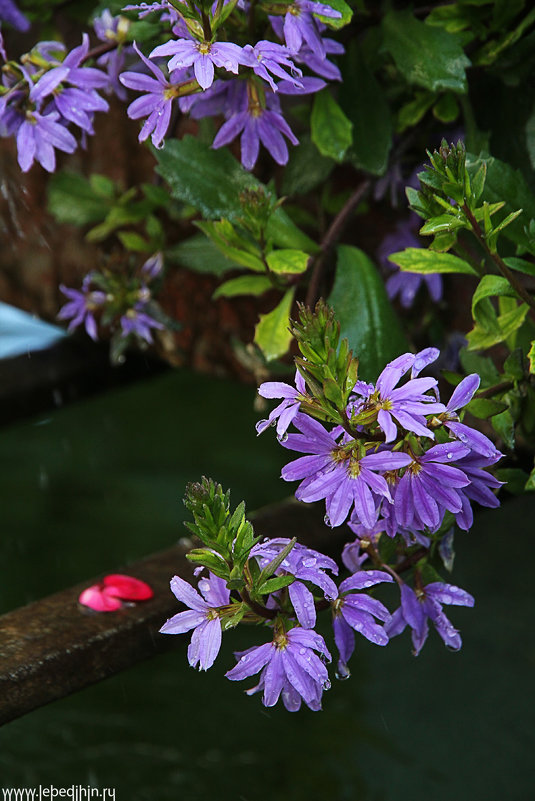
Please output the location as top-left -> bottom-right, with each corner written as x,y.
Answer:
385,581 -> 474,655
160,573 -> 230,671
333,570 -> 393,675
150,37 -> 244,90
250,538 -> 338,628
256,369 -> 307,439
226,625 -> 331,711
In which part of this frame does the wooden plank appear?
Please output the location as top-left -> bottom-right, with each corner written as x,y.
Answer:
0,501 -> 339,725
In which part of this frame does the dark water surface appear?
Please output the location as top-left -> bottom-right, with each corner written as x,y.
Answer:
0,370 -> 532,800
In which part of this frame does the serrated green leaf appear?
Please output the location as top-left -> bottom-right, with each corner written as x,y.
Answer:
328,246 -> 409,381
155,136 -> 260,221
213,275 -> 272,299
389,247 -> 477,275
254,288 -> 295,362
382,10 -> 471,93
311,90 -> 353,163
339,42 -> 392,174
266,249 -> 309,274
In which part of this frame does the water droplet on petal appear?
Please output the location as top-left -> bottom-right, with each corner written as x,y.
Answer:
447,452 -> 453,460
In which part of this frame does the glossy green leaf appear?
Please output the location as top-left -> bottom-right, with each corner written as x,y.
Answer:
257,575 -> 295,595
389,247 -> 477,275
266,207 -> 319,254
311,90 -> 353,163
382,10 -> 471,93
339,42 -> 392,175
466,303 -> 529,350
466,397 -> 508,419
213,275 -> 272,299
155,136 -> 260,221
254,288 -> 295,362
328,246 -> 409,382
266,249 -> 309,274
471,275 -> 518,329
503,257 -> 535,277
196,220 -> 265,272
491,409 -> 515,449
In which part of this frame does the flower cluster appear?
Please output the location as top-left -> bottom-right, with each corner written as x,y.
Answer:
0,34 -> 109,172
58,253 -> 165,352
119,0 -> 343,168
259,349 -> 502,536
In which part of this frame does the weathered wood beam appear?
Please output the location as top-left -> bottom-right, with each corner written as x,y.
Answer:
0,500 -> 340,726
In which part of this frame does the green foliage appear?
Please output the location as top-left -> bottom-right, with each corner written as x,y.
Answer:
254,288 -> 295,362
389,248 -> 478,275
339,42 -> 392,175
311,90 -> 353,163
382,10 -> 471,93
328,246 -> 409,382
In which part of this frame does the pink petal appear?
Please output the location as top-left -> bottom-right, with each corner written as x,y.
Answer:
79,585 -> 122,612
102,574 -> 154,600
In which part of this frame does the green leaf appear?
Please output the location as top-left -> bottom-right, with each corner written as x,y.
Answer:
419,214 -> 466,235
339,43 -> 392,175
328,246 -> 409,382
528,340 -> 535,374
491,409 -> 515,449
466,397 -> 508,419
382,10 -> 471,93
495,468 -> 529,495
466,302 -> 529,350
117,231 -> 150,252
266,249 -> 309,274
314,0 -> 352,29
256,538 -> 297,587
165,233 -> 237,275
257,575 -> 295,595
389,247 -> 477,275
433,92 -> 460,123
397,91 -> 435,133
471,275 -> 518,328
459,348 -> 501,386
311,90 -> 353,163
525,462 -> 535,491
155,136 -> 260,221
266,207 -> 319,254
47,171 -> 111,226
502,257 -> 535,278
466,152 -> 535,250
196,220 -> 265,272
281,135 -> 335,196
254,288 -> 295,362
213,275 -> 272,299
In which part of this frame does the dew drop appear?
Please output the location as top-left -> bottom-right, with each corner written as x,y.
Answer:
335,664 -> 351,681
447,452 -> 453,460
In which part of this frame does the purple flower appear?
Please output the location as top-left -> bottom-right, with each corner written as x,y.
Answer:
119,303 -> 164,343
240,40 -> 302,92
453,450 -> 503,530
150,37 -> 244,90
93,9 -> 133,100
120,43 -> 187,147
379,216 -> 443,308
394,442 -> 471,533
443,374 -> 501,458
212,82 -> 298,170
58,279 -> 106,340
256,370 -> 307,439
281,413 -> 412,528
385,581 -> 474,655
350,352 -> 445,443
279,0 -> 341,58
250,538 -> 338,628
16,110 -> 78,172
0,0 -> 30,31
226,625 -> 331,711
332,570 -> 393,675
160,573 -> 230,670
141,251 -> 164,280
